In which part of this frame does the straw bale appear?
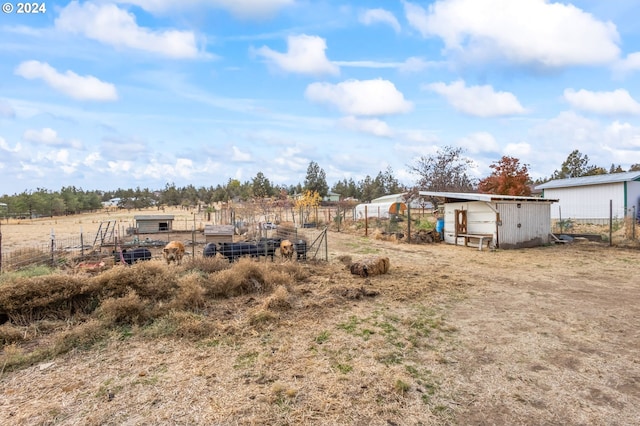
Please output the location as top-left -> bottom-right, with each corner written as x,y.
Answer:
350,256 -> 390,277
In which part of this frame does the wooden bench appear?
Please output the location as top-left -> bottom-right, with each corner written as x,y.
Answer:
455,234 -> 493,251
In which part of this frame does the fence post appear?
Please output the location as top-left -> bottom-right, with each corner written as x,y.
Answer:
609,200 -> 613,247
81,227 -> 84,258
50,228 -> 56,267
365,206 -> 368,237
324,227 -> 328,261
0,221 -> 3,273
407,203 -> 411,244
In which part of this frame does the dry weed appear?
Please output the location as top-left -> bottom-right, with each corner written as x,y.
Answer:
262,285 -> 292,311
204,258 -> 279,297
0,323 -> 24,345
96,290 -> 148,326
170,273 -> 206,311
183,255 -> 230,274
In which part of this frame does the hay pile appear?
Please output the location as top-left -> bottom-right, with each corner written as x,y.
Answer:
349,256 -> 390,277
410,229 -> 441,243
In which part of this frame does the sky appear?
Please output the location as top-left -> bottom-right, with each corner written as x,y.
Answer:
2,0 -> 640,195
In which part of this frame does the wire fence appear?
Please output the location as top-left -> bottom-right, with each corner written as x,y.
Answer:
0,234 -> 94,273
0,222 -> 329,273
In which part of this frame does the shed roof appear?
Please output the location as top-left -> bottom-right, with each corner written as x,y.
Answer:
134,215 -> 175,221
535,171 -> 640,190
204,224 -> 234,235
418,191 -> 557,203
371,193 -> 407,203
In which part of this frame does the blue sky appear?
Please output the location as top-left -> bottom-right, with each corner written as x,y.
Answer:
2,0 -> 640,195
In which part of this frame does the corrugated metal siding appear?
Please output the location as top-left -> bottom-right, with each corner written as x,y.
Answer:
136,219 -> 173,234
496,202 -> 551,248
443,201 -> 552,248
544,183 -> 625,220
628,181 -> 640,219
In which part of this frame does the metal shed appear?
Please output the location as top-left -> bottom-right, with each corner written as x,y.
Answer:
134,215 -> 175,234
419,191 -> 557,249
204,224 -> 234,244
535,172 -> 640,224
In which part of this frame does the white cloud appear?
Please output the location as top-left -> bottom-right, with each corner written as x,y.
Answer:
404,0 -> 620,67
273,146 -> 308,172
0,137 -> 21,153
563,88 -> 640,115
605,121 -> 640,149
107,160 -> 134,174
115,0 -> 294,19
457,131 -> 500,154
614,52 -> 640,75
504,142 -> 532,157
83,152 -> 102,167
334,56 -> 439,73
425,80 -> 527,117
232,146 -> 252,162
0,100 -> 15,118
305,79 -> 413,116
531,111 -> 602,164
141,158 -> 194,179
338,116 -> 394,137
55,1 -> 201,59
255,34 -> 339,76
359,8 -> 401,33
23,128 -> 61,144
398,57 -> 438,73
15,61 -> 118,102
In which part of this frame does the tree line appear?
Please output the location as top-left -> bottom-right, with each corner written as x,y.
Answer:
2,149 -> 639,219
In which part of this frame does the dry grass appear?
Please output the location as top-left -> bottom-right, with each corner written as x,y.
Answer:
1,210 -> 640,425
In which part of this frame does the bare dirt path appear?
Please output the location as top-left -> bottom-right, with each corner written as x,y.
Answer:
322,230 -> 640,424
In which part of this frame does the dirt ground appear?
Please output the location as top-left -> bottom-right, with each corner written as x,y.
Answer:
1,210 -> 639,425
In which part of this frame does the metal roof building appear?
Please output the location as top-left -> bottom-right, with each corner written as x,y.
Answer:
134,215 -> 175,234
536,172 -> 640,223
419,191 -> 557,249
354,193 -> 430,219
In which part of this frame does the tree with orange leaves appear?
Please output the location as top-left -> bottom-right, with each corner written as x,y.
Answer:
478,156 -> 532,196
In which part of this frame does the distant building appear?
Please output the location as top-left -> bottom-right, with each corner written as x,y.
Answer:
354,193 -> 428,219
102,198 -> 120,208
536,172 -> 640,223
203,224 -> 234,244
323,192 -> 341,202
134,215 -> 175,234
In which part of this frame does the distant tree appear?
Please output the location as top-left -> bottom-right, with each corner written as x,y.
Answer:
379,166 -> 405,194
552,150 -> 603,179
609,164 -> 625,174
359,175 -> 379,202
630,163 -> 640,172
161,183 -> 181,206
303,161 -> 329,197
251,172 -> 273,198
408,146 -> 476,192
331,178 -> 360,199
478,156 -> 532,196
295,190 -> 321,223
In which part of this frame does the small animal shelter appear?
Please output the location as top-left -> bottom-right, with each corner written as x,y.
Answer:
203,224 -> 235,244
134,215 -> 175,234
419,191 -> 557,250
